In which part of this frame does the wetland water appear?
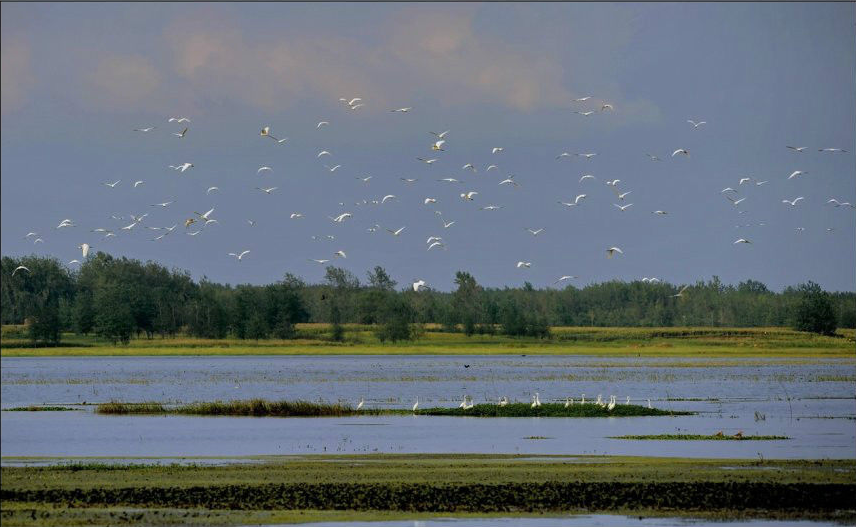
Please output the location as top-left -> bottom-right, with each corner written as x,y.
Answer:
2,355 -> 854,461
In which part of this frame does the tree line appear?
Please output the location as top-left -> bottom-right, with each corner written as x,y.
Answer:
2,253 -> 852,345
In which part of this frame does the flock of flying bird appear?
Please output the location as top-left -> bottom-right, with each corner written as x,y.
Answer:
11,95 -> 853,291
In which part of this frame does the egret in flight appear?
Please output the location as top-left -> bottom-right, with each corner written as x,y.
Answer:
228,250 -> 251,261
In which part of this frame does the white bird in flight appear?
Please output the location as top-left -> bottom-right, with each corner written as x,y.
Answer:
79,243 -> 90,258
256,187 -> 278,194
325,165 -> 342,172
579,175 -> 596,183
787,171 -> 807,180
614,203 -> 633,212
782,197 -> 805,207
606,247 -> 623,259
103,180 -> 120,188
134,126 -> 156,132
461,191 -> 478,201
499,176 -> 518,187
516,261 -> 532,268
391,107 -> 412,113
559,194 -> 587,207
462,163 -> 476,172
672,149 -> 689,157
381,195 -> 396,204
574,96 -> 592,102
168,117 -> 190,123
228,250 -> 251,261
387,226 -> 406,236
133,180 -> 144,188
819,148 -> 847,153
672,285 -> 689,298
554,275 -> 577,284
687,120 -> 707,128
492,147 -> 504,154
206,187 -> 219,195
786,146 -> 806,152
430,130 -> 449,139
257,166 -> 272,174
173,127 -> 188,138
486,165 -> 498,171
317,121 -> 329,128
576,153 -> 597,159
432,140 -> 446,151
526,228 -> 544,236
290,213 -> 304,219
424,198 -> 437,205
734,238 -> 752,244
169,163 -> 193,173
417,158 -> 438,164
334,250 -> 347,259
12,265 -> 30,276
330,212 -> 352,223
412,280 -> 427,292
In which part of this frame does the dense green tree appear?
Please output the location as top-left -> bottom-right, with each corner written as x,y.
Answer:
792,282 -> 838,336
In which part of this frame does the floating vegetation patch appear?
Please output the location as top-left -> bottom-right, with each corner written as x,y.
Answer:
610,434 -> 790,441
523,436 -> 553,440
96,400 -> 691,418
3,406 -> 79,411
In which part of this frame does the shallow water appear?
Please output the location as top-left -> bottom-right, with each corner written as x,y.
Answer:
2,355 -> 854,461
253,515 -> 844,527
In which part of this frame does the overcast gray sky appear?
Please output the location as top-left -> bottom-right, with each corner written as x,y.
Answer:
2,2 -> 854,292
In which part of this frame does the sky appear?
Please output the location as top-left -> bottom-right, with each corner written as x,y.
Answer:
2,2 -> 854,292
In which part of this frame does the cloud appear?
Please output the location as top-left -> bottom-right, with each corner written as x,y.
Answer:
1,38 -> 35,114
163,7 -> 574,113
89,54 -> 162,108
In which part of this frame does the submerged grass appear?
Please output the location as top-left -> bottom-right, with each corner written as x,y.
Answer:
95,400 -> 689,418
2,455 -> 854,526
2,406 -> 79,412
610,434 -> 791,441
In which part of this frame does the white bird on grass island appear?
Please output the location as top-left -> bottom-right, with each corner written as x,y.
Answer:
412,398 -> 419,412
356,399 -> 364,410
228,250 -> 251,261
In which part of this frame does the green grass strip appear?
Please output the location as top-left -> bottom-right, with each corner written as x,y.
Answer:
95,400 -> 692,418
611,434 -> 790,441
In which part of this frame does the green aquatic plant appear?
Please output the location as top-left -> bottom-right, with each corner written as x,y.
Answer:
96,400 -> 691,418
610,434 -> 790,441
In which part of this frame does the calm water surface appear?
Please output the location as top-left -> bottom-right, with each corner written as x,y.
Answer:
2,355 -> 854,461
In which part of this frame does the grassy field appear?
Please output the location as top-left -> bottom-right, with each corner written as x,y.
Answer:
2,455 -> 854,526
94,400 -> 688,418
2,325 -> 854,357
